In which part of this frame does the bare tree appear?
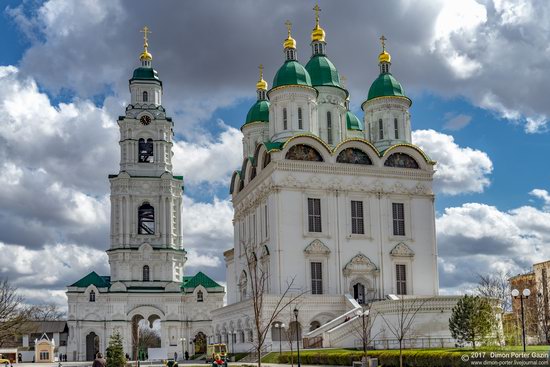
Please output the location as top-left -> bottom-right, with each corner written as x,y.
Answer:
138,324 -> 161,350
378,297 -> 431,367
475,272 -> 511,312
535,291 -> 550,344
242,241 -> 308,367
30,304 -> 64,321
0,279 -> 34,347
349,303 -> 380,361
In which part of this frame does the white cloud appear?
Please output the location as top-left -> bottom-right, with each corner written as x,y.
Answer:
443,113 -> 472,131
172,122 -> 243,186
530,188 -> 550,210
412,129 -> 493,195
437,200 -> 550,293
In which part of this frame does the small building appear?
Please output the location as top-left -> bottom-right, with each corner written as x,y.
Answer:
34,334 -> 55,363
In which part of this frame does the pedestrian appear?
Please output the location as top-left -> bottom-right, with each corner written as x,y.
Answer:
184,351 -> 189,361
92,353 -> 106,367
174,352 -> 178,361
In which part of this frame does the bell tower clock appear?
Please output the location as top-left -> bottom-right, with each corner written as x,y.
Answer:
107,27 -> 186,284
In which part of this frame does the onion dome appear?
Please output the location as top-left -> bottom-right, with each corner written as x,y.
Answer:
311,4 -> 325,42
378,50 -> 391,63
245,65 -> 270,125
272,61 -> 312,88
283,20 -> 296,50
305,55 -> 340,87
346,110 -> 363,131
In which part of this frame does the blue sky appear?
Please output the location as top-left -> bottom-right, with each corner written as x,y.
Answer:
1,0 -> 550,309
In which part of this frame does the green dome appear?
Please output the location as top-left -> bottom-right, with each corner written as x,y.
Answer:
245,99 -> 270,125
130,67 -> 161,84
305,55 -> 341,87
346,111 -> 363,131
367,73 -> 407,101
272,60 -> 312,88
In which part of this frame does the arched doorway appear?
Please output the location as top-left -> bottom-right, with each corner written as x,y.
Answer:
132,315 -> 161,360
193,332 -> 206,354
353,283 -> 365,304
85,332 -> 99,361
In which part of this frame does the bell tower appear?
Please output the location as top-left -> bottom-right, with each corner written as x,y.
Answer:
108,27 -> 186,284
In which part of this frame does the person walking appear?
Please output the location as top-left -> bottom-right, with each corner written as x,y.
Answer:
92,353 -> 106,367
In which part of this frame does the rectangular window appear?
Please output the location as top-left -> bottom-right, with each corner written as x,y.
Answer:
253,214 -> 256,245
396,264 -> 407,295
283,108 -> 288,130
392,202 -> 405,236
264,204 -> 269,238
351,200 -> 365,235
311,262 -> 323,294
394,118 -> 399,139
298,108 -> 303,129
327,112 -> 333,145
307,198 -> 322,233
379,119 -> 384,140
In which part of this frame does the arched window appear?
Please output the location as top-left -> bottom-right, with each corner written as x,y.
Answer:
89,290 -> 95,302
336,148 -> 372,165
285,144 -> 323,162
298,108 -> 303,130
197,290 -> 204,302
394,118 -> 399,139
143,265 -> 150,281
239,271 -> 248,301
384,153 -> 419,169
138,138 -> 154,163
143,91 -> 148,102
378,119 -> 384,140
138,203 -> 155,234
283,108 -> 288,130
327,112 -> 333,145
309,321 -> 321,331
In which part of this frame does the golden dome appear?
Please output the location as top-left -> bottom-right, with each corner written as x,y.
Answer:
378,50 -> 391,63
256,64 -> 268,90
140,48 -> 153,61
283,20 -> 296,49
311,4 -> 325,42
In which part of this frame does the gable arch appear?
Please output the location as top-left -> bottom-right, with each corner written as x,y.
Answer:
282,135 -> 332,162
333,139 -> 380,166
230,171 -> 242,196
381,144 -> 434,170
243,157 -> 256,186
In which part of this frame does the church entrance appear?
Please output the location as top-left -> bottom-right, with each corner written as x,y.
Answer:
353,283 -> 365,304
85,332 -> 99,361
193,332 -> 206,354
132,314 -> 162,360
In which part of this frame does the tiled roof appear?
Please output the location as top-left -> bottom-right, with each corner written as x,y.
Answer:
69,271 -> 111,288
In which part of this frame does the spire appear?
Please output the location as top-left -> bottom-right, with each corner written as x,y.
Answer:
256,64 -> 268,100
139,26 -> 153,68
378,35 -> 391,74
283,20 -> 297,61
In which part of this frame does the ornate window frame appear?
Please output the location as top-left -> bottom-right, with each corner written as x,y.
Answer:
303,239 -> 331,295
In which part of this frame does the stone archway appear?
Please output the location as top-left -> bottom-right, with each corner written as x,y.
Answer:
193,332 -> 207,355
85,332 -> 99,361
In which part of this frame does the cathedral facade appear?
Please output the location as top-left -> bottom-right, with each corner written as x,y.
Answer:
66,30 -> 224,361
212,9 -> 460,351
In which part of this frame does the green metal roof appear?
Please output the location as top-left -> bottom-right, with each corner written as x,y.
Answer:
181,271 -> 222,290
272,60 -> 312,88
367,73 -> 408,101
70,271 -> 111,288
346,111 -> 364,131
130,67 -> 162,85
245,99 -> 270,125
305,55 -> 341,88
264,141 -> 284,152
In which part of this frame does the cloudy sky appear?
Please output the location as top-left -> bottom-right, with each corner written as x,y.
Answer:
1,0 -> 549,311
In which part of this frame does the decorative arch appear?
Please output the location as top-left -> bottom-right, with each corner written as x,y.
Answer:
343,253 -> 378,276
303,239 -> 331,256
384,152 -> 419,169
336,148 -> 372,165
285,144 -> 323,162
282,134 -> 332,160
382,143 -> 435,165
230,171 -> 241,195
390,242 -> 415,257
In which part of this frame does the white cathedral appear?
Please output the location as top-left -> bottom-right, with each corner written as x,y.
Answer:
67,9 -> 462,361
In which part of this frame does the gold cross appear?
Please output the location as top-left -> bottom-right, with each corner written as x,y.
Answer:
141,26 -> 152,44
313,3 -> 321,23
285,20 -> 292,37
258,64 -> 264,79
380,35 -> 387,51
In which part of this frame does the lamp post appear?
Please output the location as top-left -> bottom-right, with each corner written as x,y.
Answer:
293,308 -> 301,367
274,322 -> 285,356
355,307 -> 367,361
179,337 -> 186,361
512,288 -> 531,352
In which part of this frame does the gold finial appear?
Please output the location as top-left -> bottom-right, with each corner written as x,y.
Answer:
283,20 -> 296,49
256,64 -> 268,90
311,3 -> 326,42
378,34 -> 391,63
139,26 -> 153,62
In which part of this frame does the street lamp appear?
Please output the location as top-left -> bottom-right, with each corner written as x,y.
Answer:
274,322 -> 285,356
512,288 -> 531,352
179,338 -> 186,361
355,308 -> 367,361
293,308 -> 301,367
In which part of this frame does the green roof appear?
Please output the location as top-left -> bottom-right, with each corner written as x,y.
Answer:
305,55 -> 341,88
245,99 -> 270,125
346,111 -> 363,131
272,60 -> 312,89
70,271 -> 111,288
367,73 -> 408,102
264,141 -> 284,152
181,271 -> 222,291
130,67 -> 162,85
